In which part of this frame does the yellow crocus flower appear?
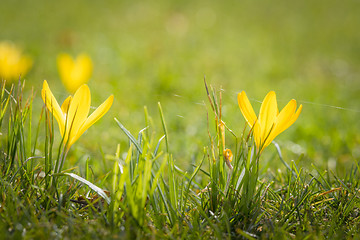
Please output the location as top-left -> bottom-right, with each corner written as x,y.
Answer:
57,53 -> 93,93
237,91 -> 302,152
0,41 -> 32,81
41,80 -> 113,150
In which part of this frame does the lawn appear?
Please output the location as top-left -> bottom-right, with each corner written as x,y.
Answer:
1,0 -> 360,239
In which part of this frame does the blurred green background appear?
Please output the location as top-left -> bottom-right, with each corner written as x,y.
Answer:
1,0 -> 360,175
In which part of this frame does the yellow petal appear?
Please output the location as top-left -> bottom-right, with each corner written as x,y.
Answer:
66,84 -> 91,144
279,103 -> 302,133
237,91 -> 257,128
77,54 -> 93,81
253,121 -> 262,150
259,91 -> 278,140
57,53 -> 74,90
41,80 -> 65,134
262,101 -> 302,150
0,42 -> 32,80
68,54 -> 93,92
57,53 -> 93,93
262,99 -> 297,148
273,100 -> 297,135
69,95 -> 114,146
61,96 -> 72,114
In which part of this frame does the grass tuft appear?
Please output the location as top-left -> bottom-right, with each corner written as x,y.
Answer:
1,80 -> 360,239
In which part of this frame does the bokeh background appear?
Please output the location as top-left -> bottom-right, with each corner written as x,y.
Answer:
1,0 -> 360,175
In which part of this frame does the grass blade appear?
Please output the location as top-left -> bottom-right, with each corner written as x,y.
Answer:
63,172 -> 111,204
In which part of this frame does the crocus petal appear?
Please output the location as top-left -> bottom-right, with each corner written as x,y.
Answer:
76,54 -> 93,82
272,100 -> 297,136
278,104 -> 303,133
57,53 -> 74,92
0,41 -> 32,80
66,84 -> 91,143
69,95 -> 114,146
61,96 -> 72,115
253,121 -> 262,149
41,80 -> 65,133
68,54 -> 93,92
237,91 -> 257,128
262,99 -> 297,148
259,91 -> 277,140
57,53 -> 93,93
238,91 -> 302,153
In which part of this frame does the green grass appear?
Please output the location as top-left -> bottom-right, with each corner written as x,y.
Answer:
1,0 -> 360,238
1,81 -> 360,239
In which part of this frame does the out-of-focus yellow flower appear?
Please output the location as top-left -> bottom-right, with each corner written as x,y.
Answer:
0,41 -> 32,81
238,91 -> 302,152
57,53 -> 93,93
223,149 -> 233,162
41,80 -> 113,150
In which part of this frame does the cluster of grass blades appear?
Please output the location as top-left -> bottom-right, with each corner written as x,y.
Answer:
1,80 -> 360,239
